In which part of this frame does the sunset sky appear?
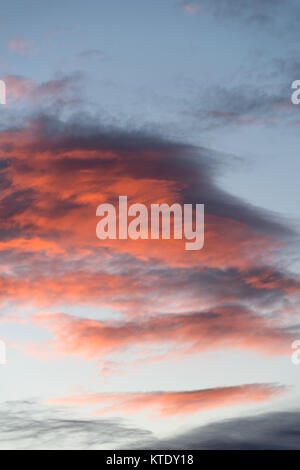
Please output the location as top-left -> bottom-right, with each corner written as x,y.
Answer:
1,0 -> 300,450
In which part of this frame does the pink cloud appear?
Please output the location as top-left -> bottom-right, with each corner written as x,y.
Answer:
50,383 -> 287,417
3,74 -> 76,104
30,306 -> 295,365
184,4 -> 200,14
8,36 -> 38,55
3,75 -> 36,102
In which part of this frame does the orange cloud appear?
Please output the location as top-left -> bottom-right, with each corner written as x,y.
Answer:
0,114 -> 299,371
31,306 -> 295,363
50,383 -> 287,417
244,268 -> 300,295
0,118 -> 286,273
184,4 -> 200,14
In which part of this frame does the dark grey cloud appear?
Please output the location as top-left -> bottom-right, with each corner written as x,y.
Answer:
78,49 -> 105,60
0,400 -> 152,450
184,47 -> 300,130
3,400 -> 298,450
188,82 -> 294,131
182,0 -> 300,30
139,410 -> 300,449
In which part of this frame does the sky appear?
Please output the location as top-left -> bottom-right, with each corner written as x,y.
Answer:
0,0 -> 300,450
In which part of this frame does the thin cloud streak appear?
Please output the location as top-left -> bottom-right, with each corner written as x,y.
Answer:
51,383 -> 287,417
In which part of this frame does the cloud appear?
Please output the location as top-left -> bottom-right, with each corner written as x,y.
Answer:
181,0 -> 298,28
30,305 -> 297,363
8,36 -> 38,55
78,49 -> 105,60
3,74 -> 82,105
1,399 -> 298,450
0,112 -> 299,372
182,50 -> 300,130
0,114 -> 293,262
187,82 -> 295,130
184,5 -> 201,14
0,400 -> 151,450
139,410 -> 300,449
0,261 -> 299,322
51,384 -> 287,417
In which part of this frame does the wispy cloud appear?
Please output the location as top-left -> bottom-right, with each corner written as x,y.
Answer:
30,306 -> 297,364
8,36 -> 38,55
182,0 -> 298,28
78,49 -> 105,60
0,400 -> 151,450
3,73 -> 82,105
184,4 -> 201,14
51,384 -> 287,417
